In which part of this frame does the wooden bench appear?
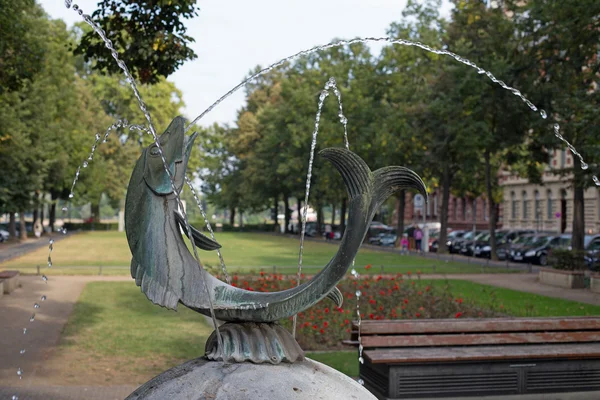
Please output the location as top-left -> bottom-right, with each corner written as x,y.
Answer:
348,318 -> 600,399
0,270 -> 21,294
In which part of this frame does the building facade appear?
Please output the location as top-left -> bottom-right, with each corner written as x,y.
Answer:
393,191 -> 497,231
500,149 -> 600,234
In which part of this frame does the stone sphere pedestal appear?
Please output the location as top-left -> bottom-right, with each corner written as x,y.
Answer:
126,357 -> 376,400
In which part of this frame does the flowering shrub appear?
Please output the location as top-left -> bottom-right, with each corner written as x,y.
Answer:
229,267 -> 502,351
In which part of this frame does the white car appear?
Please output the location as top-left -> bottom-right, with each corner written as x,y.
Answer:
0,229 -> 9,242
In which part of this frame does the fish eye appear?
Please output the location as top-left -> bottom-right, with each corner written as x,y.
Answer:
149,146 -> 160,156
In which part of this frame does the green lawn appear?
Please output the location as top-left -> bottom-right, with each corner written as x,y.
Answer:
4,231 -> 512,276
425,279 -> 600,317
50,279 -> 600,384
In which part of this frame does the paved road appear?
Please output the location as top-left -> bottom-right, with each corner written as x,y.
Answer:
0,233 -> 71,264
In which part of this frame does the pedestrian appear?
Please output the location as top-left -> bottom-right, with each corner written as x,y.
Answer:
414,227 -> 423,253
400,234 -> 409,255
325,224 -> 332,241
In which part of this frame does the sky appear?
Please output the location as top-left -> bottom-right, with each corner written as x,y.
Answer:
39,0 -> 452,127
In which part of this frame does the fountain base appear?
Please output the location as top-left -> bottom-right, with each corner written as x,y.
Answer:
125,357 -> 376,400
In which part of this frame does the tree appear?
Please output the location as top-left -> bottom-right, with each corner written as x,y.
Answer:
511,0 -> 600,251
74,0 -> 199,84
0,0 -> 46,93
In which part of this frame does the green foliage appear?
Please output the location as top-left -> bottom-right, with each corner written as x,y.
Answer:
74,0 -> 199,84
548,248 -> 587,271
0,0 -> 46,93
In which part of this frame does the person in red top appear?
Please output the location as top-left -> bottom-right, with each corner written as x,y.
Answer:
400,234 -> 409,255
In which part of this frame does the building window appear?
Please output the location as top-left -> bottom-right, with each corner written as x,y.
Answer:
483,199 -> 487,221
560,149 -> 566,168
462,198 -> 467,220
453,198 -> 457,220
511,191 -> 517,219
472,199 -> 477,221
547,190 -> 553,220
522,191 -> 528,220
534,190 -> 541,221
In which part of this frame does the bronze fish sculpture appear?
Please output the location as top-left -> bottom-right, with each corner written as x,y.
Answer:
125,116 -> 426,322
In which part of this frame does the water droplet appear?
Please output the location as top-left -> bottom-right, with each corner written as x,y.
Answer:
41,295 -> 47,301
17,368 -> 23,379
581,162 -> 589,170
359,356 -> 364,364
77,9 -> 83,16
82,161 -> 88,168
49,239 -> 54,245
62,207 -> 68,212
42,275 -> 48,283
29,314 -> 35,322
47,259 -> 52,267
12,395 -> 19,400
593,176 -> 600,186
62,228 -> 68,235
68,193 -> 74,199
357,378 -> 364,385
23,328 -> 27,335
95,133 -> 101,141
19,349 -> 26,355
33,303 -> 40,309
540,109 -> 547,119
64,0 -> 72,8
72,4 -> 78,10
355,290 -> 361,297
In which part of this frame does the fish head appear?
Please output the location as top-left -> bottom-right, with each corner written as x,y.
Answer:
141,116 -> 198,196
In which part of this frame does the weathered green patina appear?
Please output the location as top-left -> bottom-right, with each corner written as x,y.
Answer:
125,116 -> 426,323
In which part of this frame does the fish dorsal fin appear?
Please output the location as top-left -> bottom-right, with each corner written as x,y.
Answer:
174,211 -> 222,251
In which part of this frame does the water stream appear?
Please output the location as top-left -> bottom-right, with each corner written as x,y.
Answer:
16,5 -> 590,397
65,1 -> 225,354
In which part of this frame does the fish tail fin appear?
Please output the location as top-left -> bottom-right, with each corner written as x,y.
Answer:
319,148 -> 372,199
372,166 -> 427,210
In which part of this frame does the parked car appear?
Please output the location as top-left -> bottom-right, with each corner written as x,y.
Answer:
473,231 -> 508,259
0,228 -> 8,242
450,230 -> 482,254
443,230 -> 467,254
369,229 -> 397,246
582,235 -> 600,270
459,231 -> 489,256
509,234 -> 570,266
495,229 -> 537,260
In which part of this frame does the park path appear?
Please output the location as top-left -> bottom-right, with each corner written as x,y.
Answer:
1,271 -> 600,399
0,233 -> 72,264
0,275 -> 134,400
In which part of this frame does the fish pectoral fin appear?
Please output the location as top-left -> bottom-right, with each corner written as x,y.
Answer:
175,211 -> 222,251
326,286 -> 343,308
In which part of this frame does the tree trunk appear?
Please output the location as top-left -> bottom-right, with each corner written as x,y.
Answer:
32,208 -> 38,228
229,207 -> 235,226
340,198 -> 347,235
439,168 -> 451,253
331,204 -> 336,226
284,195 -> 291,233
91,202 -> 101,223
49,191 -> 58,232
9,212 -> 17,238
272,196 -> 278,224
316,204 -> 324,236
485,150 -> 498,260
40,194 -> 45,230
395,190 -> 406,248
572,183 -> 585,251
19,211 -> 27,240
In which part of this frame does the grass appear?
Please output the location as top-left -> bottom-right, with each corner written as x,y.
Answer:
3,231 -> 513,275
425,279 -> 600,317
45,282 -> 212,385
47,279 -> 600,385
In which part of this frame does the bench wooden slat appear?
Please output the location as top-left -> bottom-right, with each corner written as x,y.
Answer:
354,317 -> 600,334
360,331 -> 600,347
365,343 -> 600,364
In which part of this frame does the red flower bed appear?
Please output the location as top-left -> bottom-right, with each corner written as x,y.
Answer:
229,268 -> 501,351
